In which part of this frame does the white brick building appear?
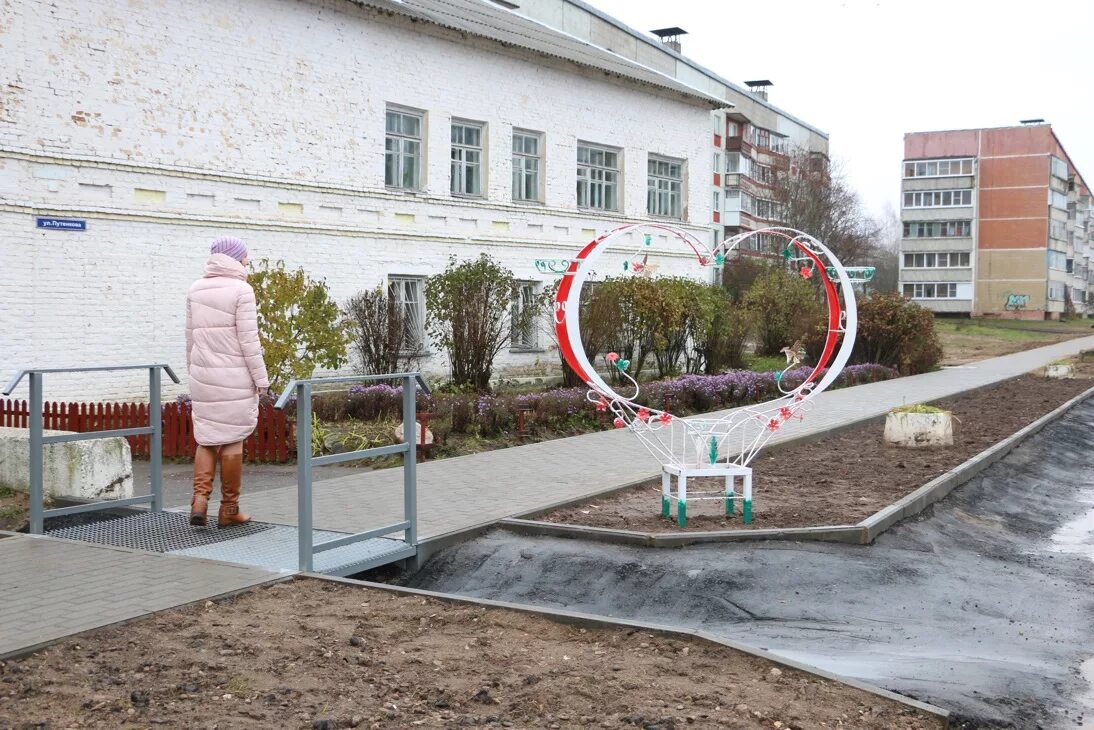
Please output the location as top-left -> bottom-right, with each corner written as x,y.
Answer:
0,0 -> 721,400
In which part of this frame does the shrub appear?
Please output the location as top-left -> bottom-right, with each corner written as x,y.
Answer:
426,254 -> 523,392
743,267 -> 822,356
344,287 -> 419,377
250,259 -> 350,390
852,292 -> 943,374
693,286 -> 752,373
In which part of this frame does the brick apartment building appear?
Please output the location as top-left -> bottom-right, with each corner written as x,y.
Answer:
900,124 -> 1092,319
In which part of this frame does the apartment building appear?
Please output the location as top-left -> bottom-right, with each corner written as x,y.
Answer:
0,0 -> 722,400
511,0 -> 830,252
900,124 -> 1092,319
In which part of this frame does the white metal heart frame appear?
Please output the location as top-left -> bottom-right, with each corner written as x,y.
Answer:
553,224 -> 859,526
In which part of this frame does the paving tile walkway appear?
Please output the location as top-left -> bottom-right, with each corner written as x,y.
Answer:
215,336 -> 1094,542
0,533 -> 281,658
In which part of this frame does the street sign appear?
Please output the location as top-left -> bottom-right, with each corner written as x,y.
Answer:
36,217 -> 87,232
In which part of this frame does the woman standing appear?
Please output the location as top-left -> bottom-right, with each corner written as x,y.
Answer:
185,236 -> 270,527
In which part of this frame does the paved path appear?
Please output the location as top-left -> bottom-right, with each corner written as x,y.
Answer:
0,533 -> 281,658
214,336 -> 1094,542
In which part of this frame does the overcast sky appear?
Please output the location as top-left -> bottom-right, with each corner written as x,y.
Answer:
583,0 -> 1094,220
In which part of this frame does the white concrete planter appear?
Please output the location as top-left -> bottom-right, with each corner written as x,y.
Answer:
0,427 -> 133,501
884,411 -> 954,448
1044,364 -> 1074,379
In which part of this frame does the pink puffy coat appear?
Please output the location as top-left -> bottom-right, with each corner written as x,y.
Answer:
185,254 -> 270,446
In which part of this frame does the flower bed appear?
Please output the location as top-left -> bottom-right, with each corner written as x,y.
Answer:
314,364 -> 898,440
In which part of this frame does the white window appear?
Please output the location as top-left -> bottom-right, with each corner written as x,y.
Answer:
511,282 -> 539,349
1048,250 -> 1068,271
577,143 -> 620,211
1050,220 -> 1068,241
1049,189 -> 1068,210
725,187 -> 754,214
902,189 -> 973,208
902,282 -> 959,299
713,189 -> 721,214
388,277 -> 426,352
1050,156 -> 1069,180
385,108 -> 423,190
1048,282 -> 1066,301
648,155 -> 683,219
903,158 -> 975,178
713,152 -> 722,176
903,220 -> 972,238
451,121 -> 484,196
726,152 -> 740,173
902,252 -> 970,268
512,130 -> 543,203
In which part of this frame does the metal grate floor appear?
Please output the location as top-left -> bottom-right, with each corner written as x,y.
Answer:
46,511 -> 414,577
47,511 -> 274,552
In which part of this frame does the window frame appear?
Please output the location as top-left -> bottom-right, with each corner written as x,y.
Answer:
450,119 -> 486,198
385,107 -> 424,191
647,154 -> 684,219
902,189 -> 973,209
511,128 -> 544,204
576,141 -> 621,212
903,158 -> 975,178
388,276 -> 427,354
510,281 -> 541,351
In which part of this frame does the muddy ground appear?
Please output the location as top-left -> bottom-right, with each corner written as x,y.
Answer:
407,400 -> 1094,728
539,375 -> 1091,532
0,578 -> 944,730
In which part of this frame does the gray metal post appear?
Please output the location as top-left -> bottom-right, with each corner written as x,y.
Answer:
402,375 -> 418,546
148,366 -> 163,512
296,382 -> 314,572
28,371 -> 44,534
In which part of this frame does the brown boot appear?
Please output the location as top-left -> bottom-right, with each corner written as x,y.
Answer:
190,446 -> 218,526
217,452 -> 251,527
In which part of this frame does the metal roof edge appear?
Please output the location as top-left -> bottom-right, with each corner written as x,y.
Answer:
555,0 -> 829,139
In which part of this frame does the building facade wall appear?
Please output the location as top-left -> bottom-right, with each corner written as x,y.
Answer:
0,0 -> 714,400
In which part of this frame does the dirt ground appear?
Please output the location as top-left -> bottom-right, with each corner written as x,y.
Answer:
936,320 -> 1093,365
0,487 -> 28,532
539,375 -> 1092,532
0,578 -> 943,730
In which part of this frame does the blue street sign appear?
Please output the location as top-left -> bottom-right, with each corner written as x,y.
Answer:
36,217 -> 86,231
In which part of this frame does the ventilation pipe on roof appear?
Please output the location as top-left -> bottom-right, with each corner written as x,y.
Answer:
650,27 -> 686,54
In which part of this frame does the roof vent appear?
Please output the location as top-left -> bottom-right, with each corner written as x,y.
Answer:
744,80 -> 773,101
1020,118 -> 1045,125
650,27 -> 687,54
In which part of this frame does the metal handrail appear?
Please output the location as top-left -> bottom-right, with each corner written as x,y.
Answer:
274,373 -> 426,572
2,364 -> 179,533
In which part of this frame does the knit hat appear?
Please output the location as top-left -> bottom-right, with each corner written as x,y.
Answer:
210,236 -> 248,262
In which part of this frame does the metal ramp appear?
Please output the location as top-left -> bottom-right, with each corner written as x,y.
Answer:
4,366 -> 427,577
46,511 -> 415,577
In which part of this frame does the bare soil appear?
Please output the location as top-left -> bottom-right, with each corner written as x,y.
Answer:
0,487 -> 27,532
0,578 -> 943,730
539,375 -> 1092,532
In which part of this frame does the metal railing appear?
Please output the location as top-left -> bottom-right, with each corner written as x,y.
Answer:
2,364 -> 180,534
274,373 -> 429,572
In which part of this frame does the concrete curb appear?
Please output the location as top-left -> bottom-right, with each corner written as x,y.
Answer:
497,517 -> 866,546
496,382 -> 1094,550
297,572 -> 951,725
858,382 -> 1094,542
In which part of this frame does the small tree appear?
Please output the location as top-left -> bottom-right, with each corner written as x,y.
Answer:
426,254 -> 522,392
852,292 -> 942,374
694,286 -> 752,373
344,286 -> 419,376
249,259 -> 350,391
743,267 -> 822,356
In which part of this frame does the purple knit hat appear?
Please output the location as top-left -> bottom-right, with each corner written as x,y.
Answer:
210,236 -> 248,262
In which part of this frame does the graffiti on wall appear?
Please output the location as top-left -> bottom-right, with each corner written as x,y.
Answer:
1003,293 -> 1031,311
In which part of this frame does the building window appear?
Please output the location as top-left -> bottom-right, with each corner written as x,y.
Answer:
902,282 -> 959,299
388,276 -> 426,353
648,155 -> 683,219
1048,282 -> 1066,301
727,121 -> 740,137
1050,220 -> 1068,241
755,198 -> 780,220
902,252 -> 971,268
1048,250 -> 1068,271
902,189 -> 973,208
725,187 -> 754,215
713,189 -> 721,213
512,129 -> 543,203
385,108 -> 423,190
577,143 -> 620,211
1050,156 -> 1069,180
451,121 -> 484,196
1049,189 -> 1068,210
903,158 -> 975,178
902,220 -> 972,238
511,282 -> 539,349
713,152 -> 722,176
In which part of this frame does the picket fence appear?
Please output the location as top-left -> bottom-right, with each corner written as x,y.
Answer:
0,399 -> 295,463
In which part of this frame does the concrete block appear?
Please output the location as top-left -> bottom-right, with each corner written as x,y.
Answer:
884,410 -> 954,448
1044,363 -> 1074,379
0,427 -> 133,501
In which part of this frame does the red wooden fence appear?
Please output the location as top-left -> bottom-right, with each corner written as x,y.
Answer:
0,399 -> 295,463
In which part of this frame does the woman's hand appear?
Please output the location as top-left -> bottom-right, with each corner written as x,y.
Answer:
255,386 -> 268,397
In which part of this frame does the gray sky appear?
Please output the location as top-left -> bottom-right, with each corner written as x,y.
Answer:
583,0 -> 1094,219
